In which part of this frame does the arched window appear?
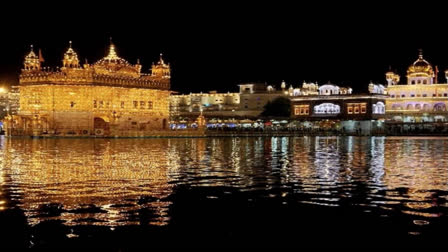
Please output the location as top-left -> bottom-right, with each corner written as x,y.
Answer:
423,104 -> 431,111
313,103 -> 340,114
373,102 -> 385,114
406,104 -> 414,110
434,103 -> 446,112
415,104 -> 421,110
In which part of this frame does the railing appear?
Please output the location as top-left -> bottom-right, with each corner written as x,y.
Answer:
20,72 -> 170,90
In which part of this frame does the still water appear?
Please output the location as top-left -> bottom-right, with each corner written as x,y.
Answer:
1,136 -> 448,247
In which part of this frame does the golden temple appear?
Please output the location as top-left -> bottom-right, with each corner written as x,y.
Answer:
5,41 -> 171,137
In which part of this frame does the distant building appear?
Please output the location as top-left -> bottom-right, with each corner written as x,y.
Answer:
170,91 -> 240,120
385,50 -> 448,122
290,82 -> 386,134
238,82 -> 288,117
0,85 -> 19,119
170,81 -> 294,120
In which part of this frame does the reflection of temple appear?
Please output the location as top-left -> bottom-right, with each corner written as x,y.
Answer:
386,50 -> 448,122
5,42 -> 171,137
1,138 -> 176,226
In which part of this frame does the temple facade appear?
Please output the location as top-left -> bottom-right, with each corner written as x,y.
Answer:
385,50 -> 448,123
5,42 -> 171,137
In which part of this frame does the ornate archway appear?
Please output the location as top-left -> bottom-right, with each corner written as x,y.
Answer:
434,103 -> 446,112
93,117 -> 110,136
313,103 -> 340,114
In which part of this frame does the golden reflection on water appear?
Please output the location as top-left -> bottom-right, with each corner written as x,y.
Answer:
0,136 -> 448,227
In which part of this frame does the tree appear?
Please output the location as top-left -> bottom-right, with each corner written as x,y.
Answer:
260,97 -> 291,118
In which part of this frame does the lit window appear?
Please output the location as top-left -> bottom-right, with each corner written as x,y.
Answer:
294,105 -> 309,115
93,100 -> 97,108
121,101 -> 125,108
314,103 -> 340,114
133,101 -> 138,108
361,104 -> 366,113
148,101 -> 153,109
140,101 -> 146,109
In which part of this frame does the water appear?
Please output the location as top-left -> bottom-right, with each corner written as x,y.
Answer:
1,136 -> 448,248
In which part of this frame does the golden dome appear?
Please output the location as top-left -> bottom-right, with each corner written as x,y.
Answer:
95,43 -> 130,66
407,50 -> 433,76
94,42 -> 140,78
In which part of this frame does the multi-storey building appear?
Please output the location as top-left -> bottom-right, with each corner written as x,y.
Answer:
385,50 -> 448,122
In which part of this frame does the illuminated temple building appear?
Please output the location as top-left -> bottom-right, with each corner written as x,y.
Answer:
385,50 -> 448,122
5,42 -> 171,137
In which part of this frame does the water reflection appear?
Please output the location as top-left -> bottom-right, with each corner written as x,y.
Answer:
0,136 -> 448,234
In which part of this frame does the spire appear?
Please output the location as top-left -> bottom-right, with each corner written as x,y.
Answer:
159,53 -> 165,65
418,49 -> 423,60
104,39 -> 120,60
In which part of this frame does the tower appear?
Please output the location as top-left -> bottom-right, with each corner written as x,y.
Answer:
62,41 -> 80,68
151,53 -> 171,78
23,45 -> 41,71
385,69 -> 400,86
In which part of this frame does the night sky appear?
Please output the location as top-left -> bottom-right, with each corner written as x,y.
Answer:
1,3 -> 448,94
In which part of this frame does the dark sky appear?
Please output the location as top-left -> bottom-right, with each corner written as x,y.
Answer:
1,3 -> 448,94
